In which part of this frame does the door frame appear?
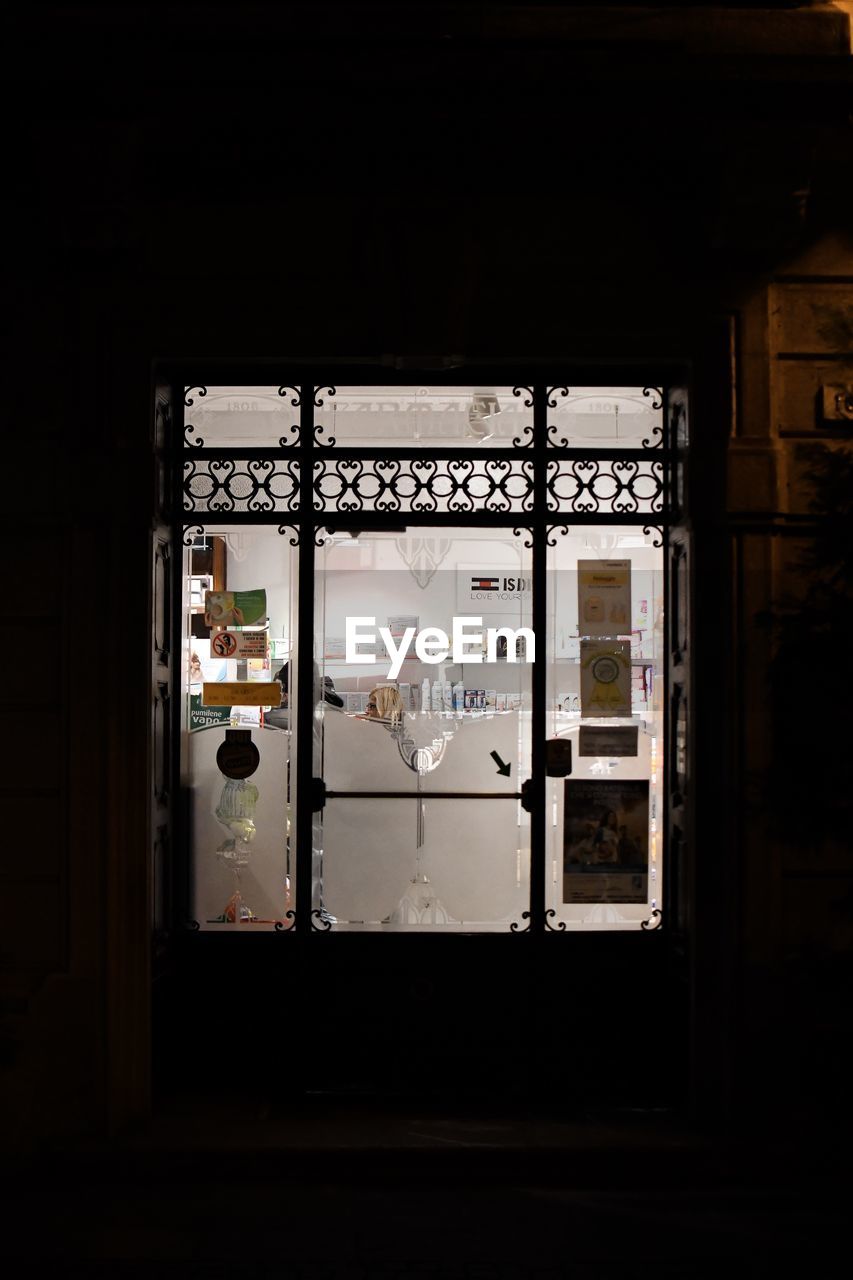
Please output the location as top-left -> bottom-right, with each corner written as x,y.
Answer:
151,358 -> 695,1103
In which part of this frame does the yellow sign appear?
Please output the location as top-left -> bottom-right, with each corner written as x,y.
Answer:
202,682 -> 281,707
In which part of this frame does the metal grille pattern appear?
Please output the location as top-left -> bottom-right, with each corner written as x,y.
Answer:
547,458 -> 665,514
312,457 -> 535,513
183,457 -> 300,513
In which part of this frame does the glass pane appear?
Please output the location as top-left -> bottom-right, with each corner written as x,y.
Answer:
314,385 -> 533,448
547,386 -> 664,449
184,526 -> 299,930
546,526 -> 664,929
183,386 -> 300,448
313,527 -> 532,930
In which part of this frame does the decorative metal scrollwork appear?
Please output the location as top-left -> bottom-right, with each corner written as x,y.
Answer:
641,387 -> 664,448
642,524 -> 664,548
277,386 -> 301,446
274,912 -> 296,932
546,386 -> 571,446
544,909 -> 567,932
310,909 -> 333,932
183,525 -> 205,546
512,526 -> 534,549
313,457 -> 534,514
510,911 -> 532,933
184,386 -> 208,447
313,385 -> 337,446
277,524 -> 300,546
546,524 -> 571,547
183,458 -> 300,513
511,386 -> 535,446
641,907 -> 662,931
547,459 -> 664,514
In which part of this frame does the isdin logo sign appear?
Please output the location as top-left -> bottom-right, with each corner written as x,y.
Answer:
346,617 -> 536,680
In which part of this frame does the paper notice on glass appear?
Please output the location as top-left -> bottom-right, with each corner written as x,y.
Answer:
580,641 -> 631,717
563,778 -> 649,904
578,725 -> 639,757
204,590 -> 267,628
202,682 -> 281,707
577,560 -> 631,636
211,630 -> 268,660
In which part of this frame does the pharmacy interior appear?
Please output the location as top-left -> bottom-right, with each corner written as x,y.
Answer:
178,378 -> 685,943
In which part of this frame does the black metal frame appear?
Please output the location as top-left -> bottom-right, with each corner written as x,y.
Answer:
164,362 -> 685,938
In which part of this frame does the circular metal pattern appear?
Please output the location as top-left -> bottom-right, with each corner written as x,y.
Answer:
275,912 -> 296,932
310,909 -> 333,932
510,911 -> 532,933
544,909 -> 567,932
547,459 -> 664,514
641,907 -> 662,931
183,458 -> 300,513
312,457 -> 534,514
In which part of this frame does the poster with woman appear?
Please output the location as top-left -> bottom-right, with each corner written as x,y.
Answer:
563,779 -> 649,903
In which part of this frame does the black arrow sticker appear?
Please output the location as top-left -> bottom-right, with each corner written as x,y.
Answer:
490,750 -> 512,777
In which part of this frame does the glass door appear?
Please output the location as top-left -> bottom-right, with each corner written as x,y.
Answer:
312,526 -> 533,930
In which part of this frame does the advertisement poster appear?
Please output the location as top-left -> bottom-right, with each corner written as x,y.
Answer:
577,560 -> 631,636
563,779 -> 649,904
211,630 -> 268,660
204,589 -> 267,628
189,695 -> 232,733
580,640 -> 632,717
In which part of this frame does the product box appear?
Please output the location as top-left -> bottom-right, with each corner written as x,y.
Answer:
496,692 -> 507,712
485,689 -> 497,710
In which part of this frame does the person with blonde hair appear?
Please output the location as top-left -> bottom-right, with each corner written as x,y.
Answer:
363,684 -> 405,726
